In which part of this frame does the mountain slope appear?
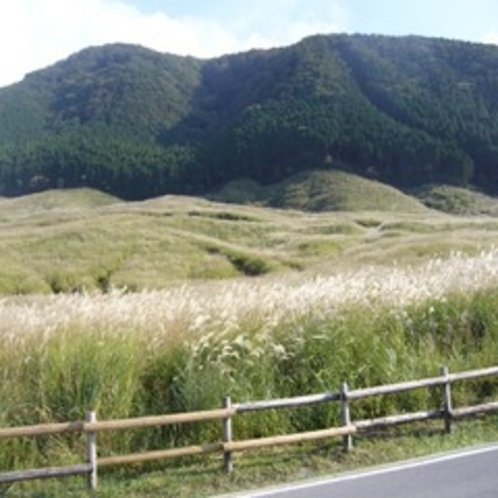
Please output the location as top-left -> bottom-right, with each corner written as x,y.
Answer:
1,34 -> 498,200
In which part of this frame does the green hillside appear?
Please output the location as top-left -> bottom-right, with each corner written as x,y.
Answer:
214,169 -> 429,212
1,35 -> 498,199
413,184 -> 498,215
0,187 -> 119,213
2,185 -> 498,294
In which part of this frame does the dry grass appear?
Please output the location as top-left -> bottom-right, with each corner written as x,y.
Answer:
1,186 -> 498,293
2,248 -> 498,345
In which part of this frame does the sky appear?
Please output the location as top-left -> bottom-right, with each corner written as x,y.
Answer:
1,0 -> 497,88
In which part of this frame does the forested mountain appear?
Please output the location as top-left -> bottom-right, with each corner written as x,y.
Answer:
1,34 -> 498,200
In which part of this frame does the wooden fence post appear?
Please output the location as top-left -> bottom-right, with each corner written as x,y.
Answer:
86,411 -> 98,490
222,397 -> 233,473
340,382 -> 353,451
440,366 -> 453,434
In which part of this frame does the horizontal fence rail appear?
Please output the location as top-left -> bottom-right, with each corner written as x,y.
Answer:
234,392 -> 342,412
85,407 -> 237,433
0,464 -> 93,485
1,365 -> 498,490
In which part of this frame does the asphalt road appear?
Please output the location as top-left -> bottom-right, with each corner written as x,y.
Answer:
227,445 -> 498,498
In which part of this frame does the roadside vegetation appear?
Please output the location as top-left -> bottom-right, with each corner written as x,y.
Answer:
2,247 -> 498,495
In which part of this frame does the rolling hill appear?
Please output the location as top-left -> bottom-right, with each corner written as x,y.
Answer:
2,172 -> 498,294
1,34 -> 498,200
213,169 -> 430,213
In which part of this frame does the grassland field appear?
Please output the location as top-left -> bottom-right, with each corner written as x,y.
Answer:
2,170 -> 498,496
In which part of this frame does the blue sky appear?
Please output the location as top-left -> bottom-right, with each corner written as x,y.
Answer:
1,0 -> 497,88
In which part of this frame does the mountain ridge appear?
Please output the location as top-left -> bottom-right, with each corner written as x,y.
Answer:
1,33 -> 498,200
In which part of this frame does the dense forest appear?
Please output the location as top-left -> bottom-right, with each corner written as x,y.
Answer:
1,34 -> 498,199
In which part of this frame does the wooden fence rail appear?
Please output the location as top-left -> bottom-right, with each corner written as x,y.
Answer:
1,365 -> 498,490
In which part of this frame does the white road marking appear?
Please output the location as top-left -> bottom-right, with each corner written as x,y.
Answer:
233,444 -> 498,497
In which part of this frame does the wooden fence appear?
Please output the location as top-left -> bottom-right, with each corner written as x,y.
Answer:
1,365 -> 498,490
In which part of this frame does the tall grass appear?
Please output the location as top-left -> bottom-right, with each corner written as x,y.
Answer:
1,250 -> 498,470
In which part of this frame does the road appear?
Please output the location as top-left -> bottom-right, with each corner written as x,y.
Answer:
224,445 -> 498,498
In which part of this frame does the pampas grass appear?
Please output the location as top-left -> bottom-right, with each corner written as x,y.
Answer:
2,249 -> 498,469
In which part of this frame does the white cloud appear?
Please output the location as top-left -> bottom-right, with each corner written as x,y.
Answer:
483,31 -> 498,44
233,0 -> 348,45
0,0 -> 347,88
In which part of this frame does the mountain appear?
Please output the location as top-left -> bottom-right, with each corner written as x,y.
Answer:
1,34 -> 498,200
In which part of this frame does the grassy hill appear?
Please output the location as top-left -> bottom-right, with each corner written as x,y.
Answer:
413,184 -> 498,216
0,187 -> 119,212
1,182 -> 498,295
214,170 -> 429,213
